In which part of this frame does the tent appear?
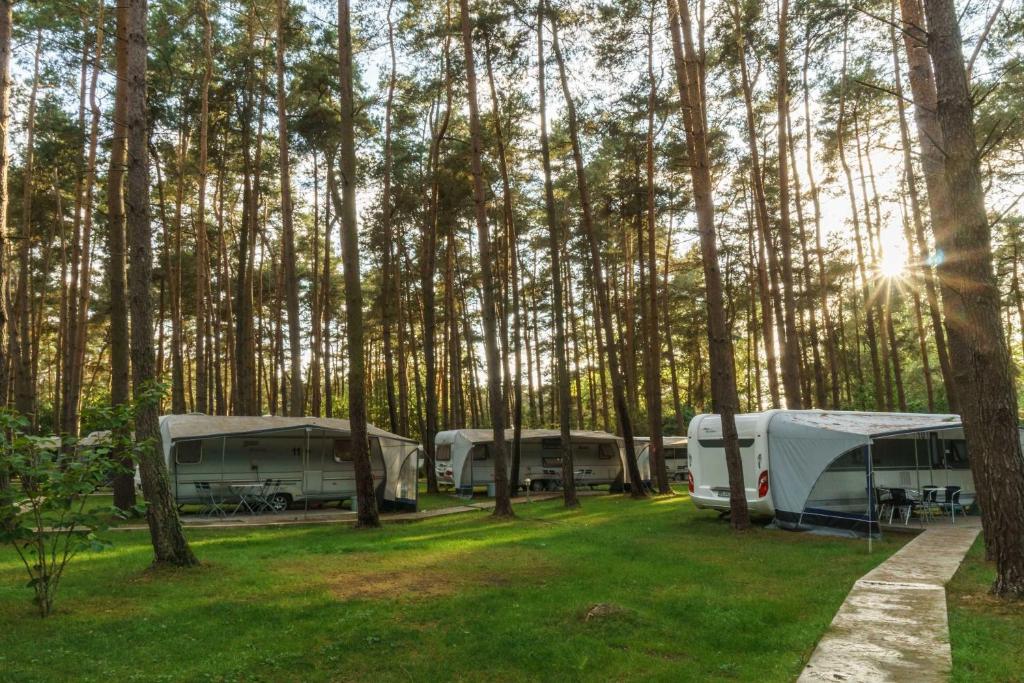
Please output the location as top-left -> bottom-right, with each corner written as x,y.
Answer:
763,411 -> 967,533
636,436 -> 688,484
156,415 -> 420,511
434,428 -> 624,494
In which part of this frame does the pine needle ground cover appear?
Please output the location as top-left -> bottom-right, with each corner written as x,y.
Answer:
0,494 -> 902,682
948,537 -> 1024,683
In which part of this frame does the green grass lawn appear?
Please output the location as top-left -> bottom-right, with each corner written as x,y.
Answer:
948,537 -> 1024,682
0,494 -> 903,682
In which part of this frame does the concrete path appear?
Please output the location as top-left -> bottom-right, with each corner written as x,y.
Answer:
109,491 -> 577,532
798,519 -> 981,683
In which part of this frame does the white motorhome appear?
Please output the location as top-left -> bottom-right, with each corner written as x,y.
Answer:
133,415 -> 419,512
637,436 -> 688,485
434,429 -> 624,494
687,410 -> 999,531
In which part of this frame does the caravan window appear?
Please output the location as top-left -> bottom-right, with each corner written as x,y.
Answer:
541,438 -> 560,450
175,440 -> 202,464
944,440 -> 970,470
333,439 -> 353,463
435,444 -> 451,461
665,447 -> 687,460
472,445 -> 489,461
697,438 -> 755,448
598,444 -> 616,460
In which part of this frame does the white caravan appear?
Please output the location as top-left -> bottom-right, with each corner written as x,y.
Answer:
434,429 -> 624,493
636,436 -> 688,484
686,410 -> 1001,530
141,415 -> 419,511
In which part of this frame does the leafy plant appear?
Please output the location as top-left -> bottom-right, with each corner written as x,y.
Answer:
0,410 -> 142,617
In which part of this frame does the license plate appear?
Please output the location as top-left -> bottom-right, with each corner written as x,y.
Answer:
716,490 -> 731,498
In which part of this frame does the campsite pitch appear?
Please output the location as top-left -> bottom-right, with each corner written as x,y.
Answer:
2,494 -> 905,681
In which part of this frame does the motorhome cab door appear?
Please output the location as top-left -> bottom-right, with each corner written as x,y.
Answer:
302,429 -> 323,496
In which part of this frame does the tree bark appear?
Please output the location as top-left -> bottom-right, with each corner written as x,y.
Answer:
774,0 -> 803,408
922,0 -> 1024,597
458,0 -> 514,516
548,6 -> 645,498
730,4 -> 780,409
125,0 -> 197,567
194,0 -> 213,415
667,0 -> 749,528
337,0 -> 380,527
537,0 -> 578,508
644,3 -> 669,493
379,0 -> 399,433
0,0 -> 10,421
483,33 -> 524,487
275,0 -> 303,417
898,0 -> 958,413
12,30 -> 41,422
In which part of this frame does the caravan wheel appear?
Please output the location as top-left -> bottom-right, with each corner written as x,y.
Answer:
267,493 -> 291,512
530,479 -> 545,492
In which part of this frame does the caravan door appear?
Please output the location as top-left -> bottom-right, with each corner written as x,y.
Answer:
302,429 -> 323,497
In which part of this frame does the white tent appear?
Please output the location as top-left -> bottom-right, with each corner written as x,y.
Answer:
636,436 -> 688,484
762,411 -> 965,532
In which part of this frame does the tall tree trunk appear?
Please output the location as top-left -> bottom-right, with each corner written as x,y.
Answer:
548,6 -> 645,498
194,0 -> 213,415
458,0 -> 514,516
837,25 -> 883,410
379,0 -> 399,433
275,0 -> 303,416
537,0 -> 578,508
897,0 -> 958,413
125,0 -> 197,567
0,0 -> 11,418
801,31 -> 840,408
106,0 -> 134,509
61,6 -> 104,436
644,2 -> 669,493
667,0 -> 748,528
337,0 -> 379,527
922,0 -> 1024,596
774,0 -> 803,408
663,223 -> 685,433
233,11 -> 259,416
12,30 -> 40,421
730,4 -> 780,409
483,35 -> 524,486
419,28 -> 452,495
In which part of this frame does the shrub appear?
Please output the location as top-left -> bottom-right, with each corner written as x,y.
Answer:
0,411 -> 141,617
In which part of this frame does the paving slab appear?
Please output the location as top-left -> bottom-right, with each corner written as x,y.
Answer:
798,521 -> 980,683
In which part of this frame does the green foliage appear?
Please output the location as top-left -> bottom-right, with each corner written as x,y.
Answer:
0,402 -> 147,618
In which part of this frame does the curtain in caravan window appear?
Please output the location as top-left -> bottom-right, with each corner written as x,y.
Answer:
175,440 -> 203,464
333,438 -> 353,463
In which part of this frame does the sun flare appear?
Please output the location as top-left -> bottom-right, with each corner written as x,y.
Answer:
878,251 -> 907,279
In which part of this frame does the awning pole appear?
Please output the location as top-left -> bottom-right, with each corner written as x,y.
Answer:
866,442 -> 874,553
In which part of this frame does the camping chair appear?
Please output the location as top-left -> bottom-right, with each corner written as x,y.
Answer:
874,487 -> 892,523
887,488 -> 919,525
253,479 -> 282,513
920,487 -> 941,523
195,481 -> 226,518
941,486 -> 967,519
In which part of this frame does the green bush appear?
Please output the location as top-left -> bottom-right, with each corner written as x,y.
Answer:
0,410 -> 142,617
